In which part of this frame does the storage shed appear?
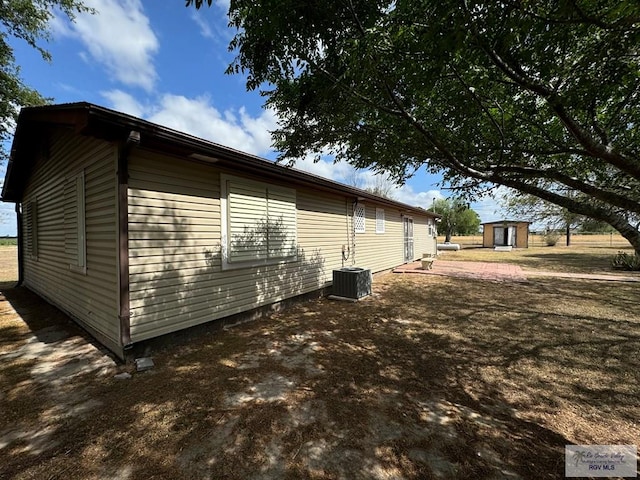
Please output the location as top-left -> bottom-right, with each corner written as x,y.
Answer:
2,103 -> 439,358
482,220 -> 530,249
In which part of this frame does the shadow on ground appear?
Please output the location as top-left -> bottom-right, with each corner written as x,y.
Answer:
1,274 -> 638,479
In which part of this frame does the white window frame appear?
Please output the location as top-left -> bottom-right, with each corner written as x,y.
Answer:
375,208 -> 385,234
428,218 -> 437,237
220,174 -> 297,270
354,203 -> 366,234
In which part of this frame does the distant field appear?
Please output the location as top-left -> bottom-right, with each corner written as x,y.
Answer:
440,233 -> 632,249
0,237 -> 17,246
0,245 -> 17,285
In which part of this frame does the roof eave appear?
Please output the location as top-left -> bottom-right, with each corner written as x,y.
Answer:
2,103 -> 440,218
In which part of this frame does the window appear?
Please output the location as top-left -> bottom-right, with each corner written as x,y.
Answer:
221,174 -> 297,268
24,200 -> 38,259
354,203 -> 365,233
375,208 -> 385,234
428,219 -> 437,237
64,171 -> 86,272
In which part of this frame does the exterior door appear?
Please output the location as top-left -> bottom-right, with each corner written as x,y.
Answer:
403,217 -> 414,262
507,226 -> 516,246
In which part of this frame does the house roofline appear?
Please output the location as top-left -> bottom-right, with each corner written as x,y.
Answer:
2,102 -> 440,219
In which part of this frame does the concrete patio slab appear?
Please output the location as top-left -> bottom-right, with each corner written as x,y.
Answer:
394,260 -> 528,283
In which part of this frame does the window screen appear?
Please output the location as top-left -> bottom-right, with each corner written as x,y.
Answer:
226,179 -> 297,263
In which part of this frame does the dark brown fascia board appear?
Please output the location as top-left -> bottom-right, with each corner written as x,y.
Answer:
481,220 -> 531,225
1,103 -> 94,201
3,102 -> 441,219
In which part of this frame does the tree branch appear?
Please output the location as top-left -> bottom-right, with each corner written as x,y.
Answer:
461,2 -> 640,181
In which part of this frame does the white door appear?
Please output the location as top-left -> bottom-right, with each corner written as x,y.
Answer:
403,217 -> 414,262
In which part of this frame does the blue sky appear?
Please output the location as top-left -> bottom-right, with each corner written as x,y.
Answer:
0,0 -> 506,235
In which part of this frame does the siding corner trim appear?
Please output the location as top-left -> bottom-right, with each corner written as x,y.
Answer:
117,132 -> 139,348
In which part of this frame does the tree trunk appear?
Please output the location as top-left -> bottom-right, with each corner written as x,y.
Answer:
611,220 -> 640,256
566,223 -> 571,246
445,230 -> 452,243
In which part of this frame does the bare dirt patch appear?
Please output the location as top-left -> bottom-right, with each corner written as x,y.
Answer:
1,249 -> 639,479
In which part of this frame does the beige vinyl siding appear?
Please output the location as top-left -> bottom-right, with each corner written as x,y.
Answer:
352,203 -> 406,271
128,150 -> 221,342
414,215 -> 437,257
351,203 -> 435,270
296,190 -> 351,283
21,130 -> 119,349
128,153 -> 351,342
127,149 -> 436,343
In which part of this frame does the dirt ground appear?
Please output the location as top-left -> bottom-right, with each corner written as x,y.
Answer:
1,246 -> 639,479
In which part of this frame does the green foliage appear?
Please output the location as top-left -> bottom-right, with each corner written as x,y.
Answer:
0,0 -> 89,160
433,198 -> 479,240
611,251 -> 640,271
579,218 -> 617,234
189,0 -> 640,254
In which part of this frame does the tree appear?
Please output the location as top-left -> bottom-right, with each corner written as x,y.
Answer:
455,208 -> 481,236
503,190 -> 622,242
345,168 -> 397,199
579,218 -> 616,234
188,0 -> 640,255
433,198 -> 479,241
0,0 -> 89,160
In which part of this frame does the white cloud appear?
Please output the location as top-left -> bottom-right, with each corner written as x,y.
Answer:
101,90 -> 145,118
54,0 -> 159,91
292,157 -> 444,209
290,154 -> 354,182
190,10 -> 215,39
100,92 -> 277,156
146,95 -> 277,155
393,185 -> 443,210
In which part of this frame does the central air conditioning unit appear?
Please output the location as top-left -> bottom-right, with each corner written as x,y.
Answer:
332,267 -> 372,300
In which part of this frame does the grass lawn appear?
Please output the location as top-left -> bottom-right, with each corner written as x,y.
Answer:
1,246 -> 639,479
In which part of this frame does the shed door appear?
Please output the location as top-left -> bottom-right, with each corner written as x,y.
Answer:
507,226 -> 516,246
493,226 -> 504,245
403,217 -> 414,262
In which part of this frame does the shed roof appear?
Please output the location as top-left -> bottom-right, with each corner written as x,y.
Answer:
481,220 -> 531,225
2,102 -> 438,218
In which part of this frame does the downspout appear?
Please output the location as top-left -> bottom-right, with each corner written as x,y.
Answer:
118,131 -> 140,350
15,203 -> 23,286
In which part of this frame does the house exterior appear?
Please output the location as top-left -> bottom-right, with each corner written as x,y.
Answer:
2,103 -> 438,358
481,220 -> 530,248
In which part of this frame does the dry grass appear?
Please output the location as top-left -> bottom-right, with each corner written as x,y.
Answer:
1,242 -> 639,479
442,233 -> 633,249
437,244 -> 638,274
0,246 -> 18,288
